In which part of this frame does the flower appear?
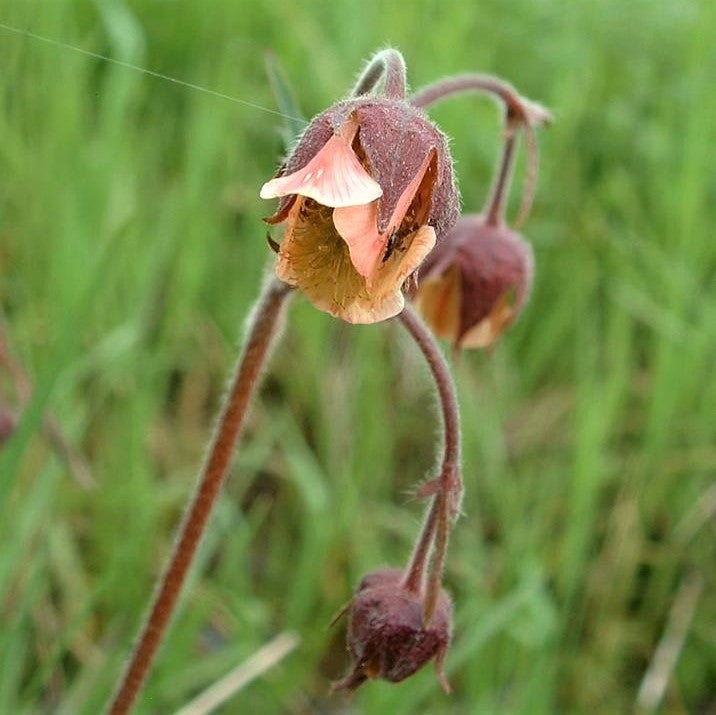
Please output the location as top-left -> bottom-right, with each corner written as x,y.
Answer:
410,79 -> 549,350
415,215 -> 534,349
261,98 -> 459,323
332,568 -> 452,693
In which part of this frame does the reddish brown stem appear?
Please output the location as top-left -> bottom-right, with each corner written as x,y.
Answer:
352,48 -> 407,100
398,305 -> 461,624
424,493 -> 450,626
402,497 -> 440,595
398,304 -> 461,516
411,74 -> 551,227
484,115 -> 520,227
107,278 -> 292,714
411,74 -> 527,117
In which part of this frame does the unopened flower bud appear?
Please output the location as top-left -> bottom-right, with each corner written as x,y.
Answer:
415,214 -> 534,350
333,568 -> 452,693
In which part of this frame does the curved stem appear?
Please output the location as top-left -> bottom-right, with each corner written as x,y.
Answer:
411,74 -> 526,116
399,304 -> 461,512
411,74 -> 551,226
351,48 -> 407,100
108,278 -> 293,715
398,305 -> 461,624
484,114 -> 520,227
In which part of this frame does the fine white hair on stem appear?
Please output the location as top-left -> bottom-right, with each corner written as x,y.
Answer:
351,48 -> 408,99
411,74 -> 551,226
108,277 -> 293,713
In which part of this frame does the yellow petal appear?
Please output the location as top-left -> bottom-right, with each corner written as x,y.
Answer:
275,199 -> 431,324
458,291 -> 515,348
275,199 -> 373,322
368,225 -> 436,300
414,264 -> 461,342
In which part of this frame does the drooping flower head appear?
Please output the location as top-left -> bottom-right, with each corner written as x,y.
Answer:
261,50 -> 459,323
416,215 -> 534,349
410,76 -> 551,349
332,568 -> 453,694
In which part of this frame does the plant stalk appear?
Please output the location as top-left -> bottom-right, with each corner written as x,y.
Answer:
352,48 -> 407,100
484,114 -> 520,227
398,304 -> 461,624
402,496 -> 440,595
411,73 -> 551,226
108,278 -> 292,714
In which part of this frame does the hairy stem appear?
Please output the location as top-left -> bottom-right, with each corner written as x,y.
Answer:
484,113 -> 520,227
402,496 -> 439,595
399,304 -> 461,513
398,305 -> 461,623
411,73 -> 529,116
108,278 -> 293,715
352,48 -> 407,100
411,74 -> 551,226
424,493 -> 450,626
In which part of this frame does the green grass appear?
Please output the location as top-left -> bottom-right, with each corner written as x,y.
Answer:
1,0 -> 715,712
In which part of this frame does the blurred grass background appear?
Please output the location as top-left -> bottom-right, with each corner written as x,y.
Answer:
1,0 -> 715,713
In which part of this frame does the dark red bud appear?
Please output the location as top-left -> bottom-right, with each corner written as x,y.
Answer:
333,568 -> 452,694
416,214 -> 534,349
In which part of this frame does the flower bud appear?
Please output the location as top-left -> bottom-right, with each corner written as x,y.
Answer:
333,568 -> 452,693
261,96 -> 459,324
415,214 -> 534,349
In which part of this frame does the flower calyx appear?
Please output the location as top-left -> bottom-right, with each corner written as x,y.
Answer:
412,75 -> 549,350
260,50 -> 459,324
416,214 -> 534,350
332,568 -> 452,694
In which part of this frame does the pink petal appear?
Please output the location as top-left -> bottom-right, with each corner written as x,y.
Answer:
332,149 -> 436,278
384,150 -> 436,234
259,123 -> 382,208
332,201 -> 384,277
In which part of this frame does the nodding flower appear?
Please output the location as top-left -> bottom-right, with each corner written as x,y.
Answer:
332,568 -> 453,694
416,215 -> 534,349
410,75 -> 551,350
260,49 -> 459,324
